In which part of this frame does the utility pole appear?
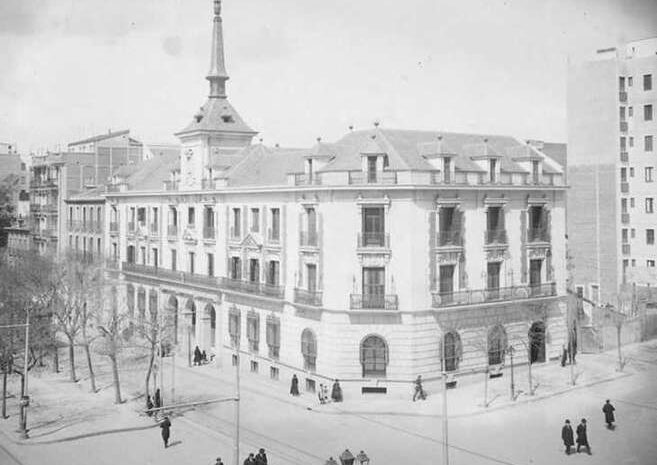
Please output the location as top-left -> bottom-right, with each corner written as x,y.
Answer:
441,334 -> 449,465
233,349 -> 240,465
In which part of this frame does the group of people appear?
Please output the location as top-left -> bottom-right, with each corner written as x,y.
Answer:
325,449 -> 370,465
193,345 -> 212,366
560,342 -> 577,367
289,374 -> 343,403
146,388 -> 162,416
560,400 -> 616,455
239,448 -> 268,465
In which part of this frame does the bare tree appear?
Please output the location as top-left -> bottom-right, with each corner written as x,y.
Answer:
95,284 -> 126,404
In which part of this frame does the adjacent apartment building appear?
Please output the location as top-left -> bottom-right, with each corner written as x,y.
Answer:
568,38 -> 657,310
105,0 -> 568,396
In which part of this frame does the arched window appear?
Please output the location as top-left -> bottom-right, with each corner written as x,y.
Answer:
301,329 -> 317,372
442,331 -> 462,372
360,335 -> 388,378
487,325 -> 507,365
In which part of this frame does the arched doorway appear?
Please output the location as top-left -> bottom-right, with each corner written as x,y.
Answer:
529,321 -> 546,364
487,325 -> 507,365
360,335 -> 388,378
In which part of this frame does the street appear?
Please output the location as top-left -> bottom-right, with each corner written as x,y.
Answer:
0,342 -> 656,465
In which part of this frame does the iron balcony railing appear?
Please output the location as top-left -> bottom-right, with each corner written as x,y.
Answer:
267,227 -> 281,243
121,262 -> 219,288
163,180 -> 179,191
431,283 -> 556,308
528,227 -> 550,242
348,171 -> 398,185
218,277 -> 284,299
293,288 -> 323,307
167,224 -> 178,237
620,121 -> 628,132
621,213 -> 630,224
357,232 -> 390,248
436,229 -> 462,247
485,228 -> 507,244
299,230 -> 318,247
350,293 -> 399,310
620,151 -> 629,162
294,173 -> 322,186
203,226 -> 216,240
619,91 -> 627,103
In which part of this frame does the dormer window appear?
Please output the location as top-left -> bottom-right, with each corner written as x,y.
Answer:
367,156 -> 377,183
221,115 -> 234,123
489,159 -> 497,183
307,158 -> 314,180
443,157 -> 452,183
532,160 -> 540,184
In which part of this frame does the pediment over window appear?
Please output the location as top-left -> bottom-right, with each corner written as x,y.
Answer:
240,233 -> 263,249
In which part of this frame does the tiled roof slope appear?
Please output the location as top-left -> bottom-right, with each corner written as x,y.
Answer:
541,142 -> 567,169
176,98 -> 255,136
68,186 -> 106,201
68,129 -> 131,147
225,145 -> 307,187
123,148 -> 180,190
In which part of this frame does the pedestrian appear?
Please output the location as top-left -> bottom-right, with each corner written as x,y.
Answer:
290,374 -> 300,396
255,447 -> 268,465
146,395 -> 154,416
602,399 -> 616,428
325,457 -> 338,465
339,448 -> 355,465
243,452 -> 256,465
331,379 -> 343,403
318,383 -> 326,404
154,388 -> 162,409
561,419 -> 574,455
356,450 -> 370,464
576,418 -> 591,454
194,345 -> 202,366
560,345 -> 568,367
413,375 -> 426,401
215,458 -> 224,465
159,416 -> 171,448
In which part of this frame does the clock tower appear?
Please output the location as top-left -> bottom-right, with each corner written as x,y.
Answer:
175,0 -> 257,190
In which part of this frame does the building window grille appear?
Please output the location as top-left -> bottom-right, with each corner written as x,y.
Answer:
487,325 -> 507,365
266,315 -> 281,359
360,335 -> 388,378
247,311 -> 260,352
441,331 -> 462,372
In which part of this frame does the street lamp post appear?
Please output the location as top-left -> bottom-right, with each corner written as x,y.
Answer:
508,344 -> 515,401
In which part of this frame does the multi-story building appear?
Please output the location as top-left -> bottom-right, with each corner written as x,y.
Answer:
29,130 -> 142,254
568,38 -> 657,309
104,1 -> 568,396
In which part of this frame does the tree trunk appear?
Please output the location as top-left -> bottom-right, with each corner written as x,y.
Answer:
527,354 -> 534,395
483,367 -> 489,407
2,370 -> 7,419
53,345 -> 59,373
67,337 -> 77,382
110,355 -> 122,404
83,342 -> 97,393
144,345 -> 155,399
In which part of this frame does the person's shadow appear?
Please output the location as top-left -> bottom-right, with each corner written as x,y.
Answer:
606,424 -> 617,431
168,440 -> 183,448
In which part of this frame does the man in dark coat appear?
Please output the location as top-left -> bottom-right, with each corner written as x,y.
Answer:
243,452 -> 256,465
215,458 -> 224,465
255,448 -> 268,465
290,374 -> 300,396
576,418 -> 591,454
561,419 -> 574,455
339,448 -> 355,465
331,379 -> 343,402
194,346 -> 202,366
154,388 -> 162,409
602,399 -> 616,428
159,416 -> 171,448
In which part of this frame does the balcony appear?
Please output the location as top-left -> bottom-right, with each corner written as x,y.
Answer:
620,182 -> 629,193
357,232 -> 390,249
436,229 -> 462,247
431,283 -> 557,308
267,228 -> 281,244
619,91 -> 627,102
621,213 -> 630,224
300,230 -> 318,247
121,262 -> 220,288
620,151 -> 629,162
350,294 -> 399,310
203,226 -> 216,241
167,224 -> 178,238
528,227 -> 550,243
620,121 -> 628,132
622,243 -> 631,255
294,173 -> 322,186
110,222 -> 119,234
293,288 -> 323,307
348,171 -> 398,185
485,228 -> 507,245
163,180 -> 179,191
150,223 -> 159,236
218,277 -> 285,299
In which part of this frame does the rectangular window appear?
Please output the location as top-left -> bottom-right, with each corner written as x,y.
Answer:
620,136 -> 627,150
153,248 -> 159,268
631,228 -> 636,238
644,74 -> 652,91
251,208 -> 260,232
630,136 -> 634,147
267,260 -> 280,286
229,310 -> 241,346
140,246 -> 146,265
443,157 -> 451,183
112,242 -> 117,260
630,167 -> 635,177
489,158 -> 497,183
646,135 -> 654,152
270,366 -> 279,380
487,262 -> 501,296
270,208 -> 280,240
306,263 -> 317,292
188,207 -> 195,226
137,207 -> 146,224
249,258 -> 260,282
648,260 -> 656,268
619,76 -> 626,91
630,198 -> 635,208
644,104 -> 653,121
231,256 -> 241,280
590,284 -> 600,304
367,156 -> 377,183
170,207 -> 178,227
152,207 -> 159,231
266,317 -> 281,359
620,107 -> 626,121
646,167 -> 654,182
622,229 -> 628,243
232,208 -> 241,237
362,206 -> 385,246
207,253 -> 214,276
189,252 -> 195,274
247,313 -> 259,352
171,249 -> 177,271
646,198 -> 654,213
620,167 -> 627,181
621,198 -> 628,213
362,267 -> 385,308
648,229 -> 655,245
629,76 -> 633,87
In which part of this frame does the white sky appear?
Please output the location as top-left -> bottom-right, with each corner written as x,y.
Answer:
0,0 -> 656,153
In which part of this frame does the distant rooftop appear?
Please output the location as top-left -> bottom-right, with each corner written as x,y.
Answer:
68,129 -> 141,147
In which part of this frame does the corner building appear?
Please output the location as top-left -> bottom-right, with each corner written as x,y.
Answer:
106,1 -> 568,396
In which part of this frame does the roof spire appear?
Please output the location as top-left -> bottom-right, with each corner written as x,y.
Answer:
207,0 -> 229,98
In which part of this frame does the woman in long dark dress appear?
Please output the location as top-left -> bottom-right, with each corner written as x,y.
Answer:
331,379 -> 343,402
290,374 -> 300,396
193,346 -> 202,366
